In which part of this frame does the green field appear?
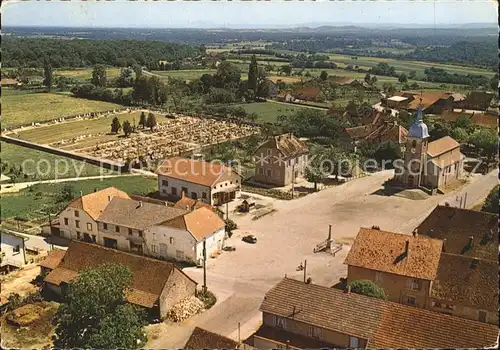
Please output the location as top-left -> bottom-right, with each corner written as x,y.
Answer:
150,69 -> 216,81
230,102 -> 321,123
0,176 -> 158,221
54,67 -> 122,81
3,89 -> 124,128
0,142 -> 116,181
15,111 -> 165,144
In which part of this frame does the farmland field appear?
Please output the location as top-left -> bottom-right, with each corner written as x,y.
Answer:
0,176 -> 158,221
54,67 -> 122,81
0,142 -> 116,181
2,89 -> 124,128
150,69 -> 216,81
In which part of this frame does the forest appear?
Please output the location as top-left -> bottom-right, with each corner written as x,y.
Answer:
2,38 -> 201,68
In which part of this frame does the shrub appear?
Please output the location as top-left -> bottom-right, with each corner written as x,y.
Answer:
349,280 -> 387,300
225,219 -> 237,237
197,290 -> 217,309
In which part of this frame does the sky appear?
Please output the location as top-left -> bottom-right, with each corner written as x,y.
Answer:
2,0 -> 498,29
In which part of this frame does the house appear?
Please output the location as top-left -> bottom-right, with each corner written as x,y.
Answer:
96,197 -> 188,254
276,91 -> 294,102
1,78 -> 21,88
386,95 -> 410,109
395,106 -> 464,190
291,86 -> 326,102
340,124 -> 377,152
441,109 -> 497,128
184,327 -> 239,350
340,119 -> 407,152
389,91 -> 455,114
58,187 -> 131,241
251,277 -> 498,349
156,157 -> 242,206
458,91 -> 495,111
345,222 -> 499,325
344,227 -> 443,308
147,207 -> 226,265
39,241 -> 197,319
0,231 -> 27,273
415,205 -> 498,261
254,133 -> 309,187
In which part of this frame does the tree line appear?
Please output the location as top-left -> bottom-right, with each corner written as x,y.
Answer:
2,37 -> 201,69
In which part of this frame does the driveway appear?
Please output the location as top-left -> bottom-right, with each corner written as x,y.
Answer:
146,169 -> 498,348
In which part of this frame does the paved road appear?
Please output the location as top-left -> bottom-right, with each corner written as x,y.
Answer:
146,169 -> 498,348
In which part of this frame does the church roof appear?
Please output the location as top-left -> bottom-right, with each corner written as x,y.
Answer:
408,105 -> 429,139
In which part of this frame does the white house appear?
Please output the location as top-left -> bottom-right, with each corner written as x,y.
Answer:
156,157 -> 242,206
1,231 -> 26,272
147,207 -> 226,265
58,187 -> 130,241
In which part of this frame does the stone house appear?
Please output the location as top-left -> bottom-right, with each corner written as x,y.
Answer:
156,157 -> 242,206
39,241 -> 197,320
345,218 -> 499,326
344,227 -> 443,309
276,91 -> 294,103
254,133 -> 308,187
58,187 -> 131,242
251,277 -> 498,349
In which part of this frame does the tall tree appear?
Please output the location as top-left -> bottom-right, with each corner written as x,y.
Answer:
145,113 -> 157,131
482,185 -> 499,214
122,120 -> 132,137
116,67 -> 134,87
320,70 -> 328,81
53,264 -> 147,349
139,112 -> 147,128
349,280 -> 387,300
111,117 -> 121,134
398,73 -> 408,84
91,64 -> 107,87
43,61 -> 53,91
281,65 -> 292,76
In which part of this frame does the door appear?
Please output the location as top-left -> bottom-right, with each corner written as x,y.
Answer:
160,243 -> 168,258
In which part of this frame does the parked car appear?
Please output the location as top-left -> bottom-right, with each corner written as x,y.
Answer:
222,246 -> 236,252
242,235 -> 257,244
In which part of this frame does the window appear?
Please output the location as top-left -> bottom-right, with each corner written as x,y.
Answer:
170,237 -> 174,244
91,235 -> 96,243
128,228 -> 133,236
236,179 -> 239,183
87,223 -> 92,231
13,245 -> 20,253
191,192 -> 198,200
139,231 -> 143,237
182,187 -> 188,195
152,245 -> 158,253
74,210 -> 79,217
288,159 -> 291,166
64,218 -> 69,225
406,296 -> 416,306
266,169 -> 272,177
103,223 -> 108,230
266,149 -> 271,156
75,220 -> 80,228
274,316 -> 286,329
478,310 -> 487,323
349,336 -> 359,348
220,184 -> 223,188
411,279 -> 420,291
115,225 -> 120,233
230,181 -> 233,184
162,180 -> 168,186
172,187 -> 178,196
202,192 -> 207,199
76,232 -> 81,240
308,325 -> 322,339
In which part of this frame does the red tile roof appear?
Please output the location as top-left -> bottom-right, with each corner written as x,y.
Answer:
67,187 -> 131,220
344,228 -> 443,280
38,249 -> 66,270
427,136 -> 460,157
184,327 -> 239,350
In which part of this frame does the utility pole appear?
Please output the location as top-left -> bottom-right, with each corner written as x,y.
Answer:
463,192 -> 468,208
202,239 -> 207,293
238,322 -> 241,345
303,259 -> 307,283
327,224 -> 332,249
459,196 -> 463,209
291,163 -> 295,199
48,212 -> 54,251
226,202 -> 229,221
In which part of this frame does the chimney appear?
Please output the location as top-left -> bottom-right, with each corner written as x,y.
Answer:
108,195 -> 112,202
442,238 -> 446,252
372,225 -> 380,230
468,236 -> 474,247
346,285 -> 351,294
405,240 -> 409,255
412,229 -> 418,238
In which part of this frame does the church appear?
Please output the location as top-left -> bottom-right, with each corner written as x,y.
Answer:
396,105 -> 464,191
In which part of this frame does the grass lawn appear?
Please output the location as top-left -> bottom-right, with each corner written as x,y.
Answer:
151,69 -> 216,81
230,102 -> 320,123
54,67 -> 122,82
2,89 -> 125,128
15,111 -> 165,144
0,142 -> 116,181
0,175 -> 158,221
